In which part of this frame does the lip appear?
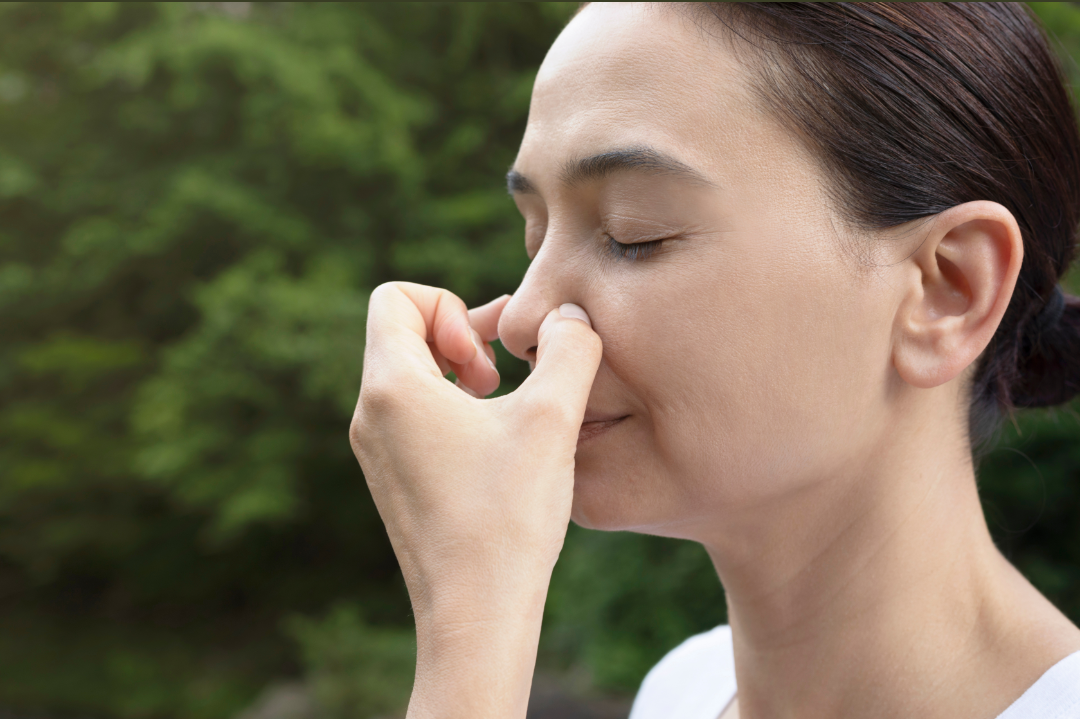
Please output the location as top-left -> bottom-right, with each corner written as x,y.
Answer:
582,410 -> 627,424
578,414 -> 629,442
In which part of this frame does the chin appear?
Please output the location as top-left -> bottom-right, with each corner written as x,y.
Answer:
568,463 -> 623,530
570,420 -> 686,532
569,462 -> 670,532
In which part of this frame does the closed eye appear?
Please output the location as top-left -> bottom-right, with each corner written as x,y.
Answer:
605,235 -> 665,261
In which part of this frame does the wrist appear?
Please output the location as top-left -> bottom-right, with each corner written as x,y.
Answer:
407,578 -> 550,719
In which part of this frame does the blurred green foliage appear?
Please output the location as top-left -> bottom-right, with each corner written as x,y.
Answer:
286,604 -> 415,719
0,3 -> 566,716
0,3 -> 1078,718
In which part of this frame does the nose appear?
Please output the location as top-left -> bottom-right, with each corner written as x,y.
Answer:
497,242 -> 584,363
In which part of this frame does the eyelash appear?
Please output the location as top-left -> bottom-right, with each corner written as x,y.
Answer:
605,235 -> 664,261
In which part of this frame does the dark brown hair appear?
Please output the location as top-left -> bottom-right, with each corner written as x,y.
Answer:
661,2 -> 1080,454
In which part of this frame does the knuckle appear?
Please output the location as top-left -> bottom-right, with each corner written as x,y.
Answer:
357,377 -> 398,420
353,364 -> 426,437
348,412 -> 368,456
350,379 -> 408,467
349,392 -> 383,451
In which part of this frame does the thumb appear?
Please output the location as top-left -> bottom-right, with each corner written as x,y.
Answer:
516,304 -> 603,421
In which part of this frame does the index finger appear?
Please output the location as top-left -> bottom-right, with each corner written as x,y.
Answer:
468,294 -> 512,343
365,282 -> 477,378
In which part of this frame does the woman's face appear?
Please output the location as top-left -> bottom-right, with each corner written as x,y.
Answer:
498,3 -> 900,539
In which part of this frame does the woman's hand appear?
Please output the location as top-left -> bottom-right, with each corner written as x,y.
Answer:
350,282 -> 602,719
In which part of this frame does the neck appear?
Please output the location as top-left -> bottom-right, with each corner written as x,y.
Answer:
699,392 -> 1078,719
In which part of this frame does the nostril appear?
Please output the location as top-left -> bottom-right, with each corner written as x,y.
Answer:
526,346 -> 538,360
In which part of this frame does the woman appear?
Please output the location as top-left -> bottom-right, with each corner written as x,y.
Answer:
351,3 -> 1080,718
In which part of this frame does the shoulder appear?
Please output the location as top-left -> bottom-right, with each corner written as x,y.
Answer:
628,624 -> 737,719
996,649 -> 1080,719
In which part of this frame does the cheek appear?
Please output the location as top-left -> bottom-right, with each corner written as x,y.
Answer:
571,246 -> 888,530
567,279 -> 700,529
659,262 -> 885,493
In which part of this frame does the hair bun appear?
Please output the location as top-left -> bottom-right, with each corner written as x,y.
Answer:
1010,289 -> 1080,408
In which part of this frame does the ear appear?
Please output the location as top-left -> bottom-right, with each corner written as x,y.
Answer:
892,201 -> 1023,390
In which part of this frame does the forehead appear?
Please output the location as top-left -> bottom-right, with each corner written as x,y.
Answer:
517,2 -> 763,184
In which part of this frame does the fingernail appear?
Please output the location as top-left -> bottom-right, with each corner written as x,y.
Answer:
469,327 -> 483,361
471,328 -> 496,371
559,303 -> 591,327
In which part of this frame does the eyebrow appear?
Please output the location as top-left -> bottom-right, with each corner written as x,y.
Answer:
506,146 -> 713,196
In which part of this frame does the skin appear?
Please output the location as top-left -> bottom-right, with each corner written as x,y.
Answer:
351,3 -> 1080,718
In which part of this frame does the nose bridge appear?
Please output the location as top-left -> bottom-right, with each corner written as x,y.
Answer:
497,234 -> 586,361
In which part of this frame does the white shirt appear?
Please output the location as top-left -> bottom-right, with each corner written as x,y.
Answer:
628,625 -> 1080,719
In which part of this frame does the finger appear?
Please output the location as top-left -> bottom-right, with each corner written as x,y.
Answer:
366,283 -> 477,376
454,377 -> 481,398
516,303 -> 602,423
450,328 -> 500,397
468,294 -> 512,343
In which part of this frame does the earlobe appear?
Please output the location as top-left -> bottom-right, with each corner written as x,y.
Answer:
891,201 -> 1023,391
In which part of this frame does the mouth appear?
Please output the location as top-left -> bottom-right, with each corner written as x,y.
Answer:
578,414 -> 629,443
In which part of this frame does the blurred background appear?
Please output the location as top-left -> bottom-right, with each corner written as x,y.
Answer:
0,2 -> 1079,718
